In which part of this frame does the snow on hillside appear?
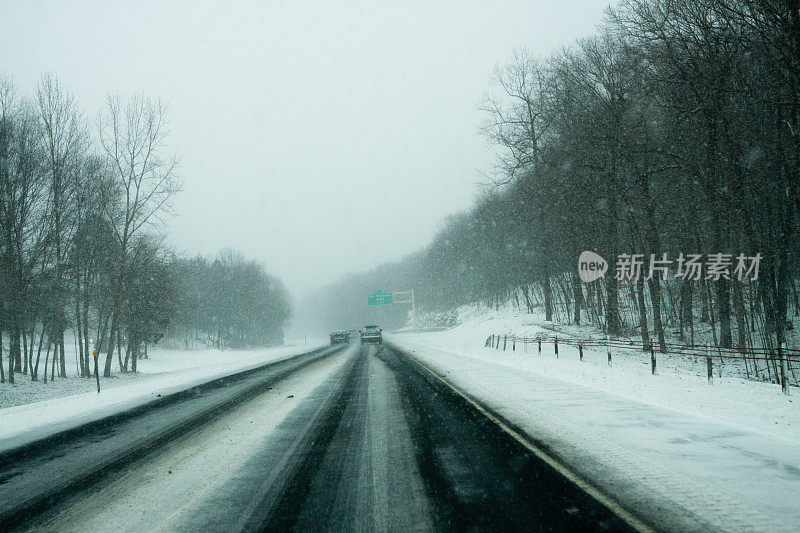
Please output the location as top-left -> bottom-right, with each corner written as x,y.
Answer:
409,298 -> 799,387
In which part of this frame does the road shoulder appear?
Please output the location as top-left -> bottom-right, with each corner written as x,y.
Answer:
388,337 -> 800,532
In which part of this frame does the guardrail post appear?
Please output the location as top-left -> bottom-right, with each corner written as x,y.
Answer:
706,344 -> 713,384
607,349 -> 612,366
503,335 -> 507,351
579,343 -> 583,361
555,336 -> 559,359
779,342 -> 789,395
538,338 -> 542,355
512,339 -> 516,351
650,345 -> 657,375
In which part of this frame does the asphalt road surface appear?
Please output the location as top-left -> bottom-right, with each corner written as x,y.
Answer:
3,343 -> 640,532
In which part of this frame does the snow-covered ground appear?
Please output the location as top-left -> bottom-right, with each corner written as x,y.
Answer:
407,299 -> 800,386
387,305 -> 800,531
0,341 -> 325,454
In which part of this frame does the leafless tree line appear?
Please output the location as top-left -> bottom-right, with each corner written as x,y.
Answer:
170,250 -> 291,349
0,73 -> 180,383
311,0 -> 800,372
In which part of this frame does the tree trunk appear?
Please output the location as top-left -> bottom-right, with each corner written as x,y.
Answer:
637,277 -> 651,351
29,329 -> 36,374
542,277 -> 553,321
59,337 -> 66,378
700,280 -> 710,323
83,288 -> 91,376
706,281 -> 719,347
572,271 -> 583,325
774,197 -> 793,349
605,196 -> 621,335
680,279 -> 694,344
76,302 -> 85,377
22,331 -> 29,375
9,326 -> 20,383
732,280 -> 748,352
716,279 -> 733,348
649,277 -> 667,352
33,328 -> 45,381
118,330 -> 126,372
14,328 -> 22,373
0,330 -> 5,383
51,340 -> 57,381
521,285 -> 534,314
605,276 -> 621,335
124,340 -> 132,373
104,310 -> 118,377
43,341 -> 50,384
131,338 -> 138,372
760,267 -> 777,346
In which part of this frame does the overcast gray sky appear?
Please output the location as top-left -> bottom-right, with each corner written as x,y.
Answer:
1,0 -> 607,298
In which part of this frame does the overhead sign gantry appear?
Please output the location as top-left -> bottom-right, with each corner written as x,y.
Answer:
367,289 -> 417,328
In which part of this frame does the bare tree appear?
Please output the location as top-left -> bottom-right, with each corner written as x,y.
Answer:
0,78 -> 49,383
36,74 -> 89,377
480,50 -> 557,321
97,94 -> 180,376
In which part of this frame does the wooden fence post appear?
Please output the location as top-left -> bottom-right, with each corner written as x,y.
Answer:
538,338 -> 542,355
779,342 -> 789,395
503,335 -> 507,351
650,345 -> 657,375
579,343 -> 583,361
554,336 -> 559,359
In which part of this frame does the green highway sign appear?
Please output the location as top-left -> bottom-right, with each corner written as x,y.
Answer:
367,290 -> 393,306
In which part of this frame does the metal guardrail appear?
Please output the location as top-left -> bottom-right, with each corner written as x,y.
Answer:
484,333 -> 799,393
390,327 -> 449,334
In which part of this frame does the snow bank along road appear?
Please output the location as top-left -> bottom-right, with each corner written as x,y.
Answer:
1,342 -> 644,532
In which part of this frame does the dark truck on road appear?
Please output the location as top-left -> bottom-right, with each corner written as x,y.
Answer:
360,325 -> 382,345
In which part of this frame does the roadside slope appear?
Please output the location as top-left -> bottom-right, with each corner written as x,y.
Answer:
388,334 -> 800,532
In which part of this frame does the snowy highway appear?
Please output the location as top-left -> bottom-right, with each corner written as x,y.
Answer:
5,3 -> 799,532
0,342 -> 637,532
